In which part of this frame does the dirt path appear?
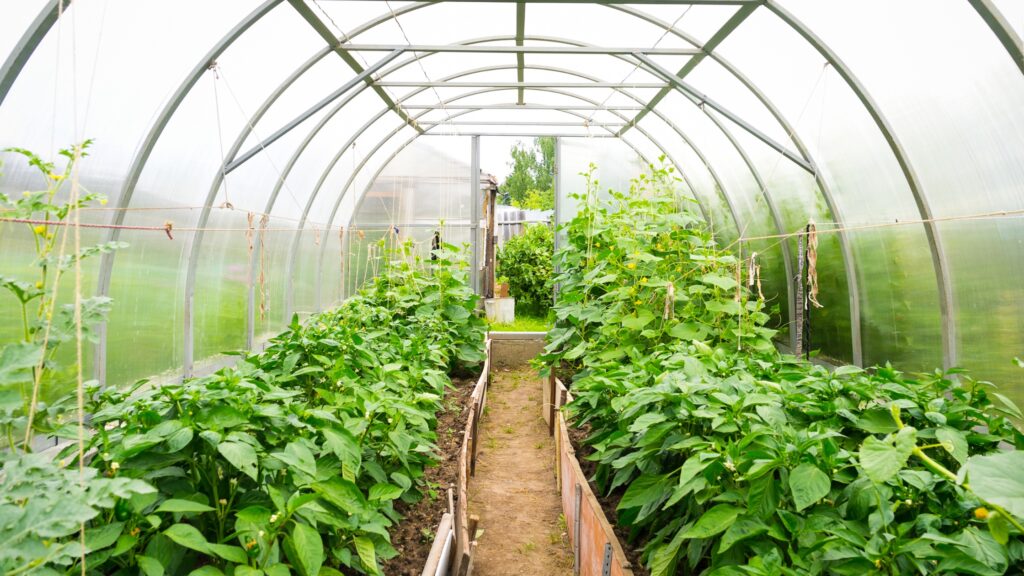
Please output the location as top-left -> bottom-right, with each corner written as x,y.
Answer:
469,367 -> 574,576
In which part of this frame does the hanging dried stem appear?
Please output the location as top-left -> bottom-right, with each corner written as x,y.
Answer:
807,221 -> 823,309
258,214 -> 269,320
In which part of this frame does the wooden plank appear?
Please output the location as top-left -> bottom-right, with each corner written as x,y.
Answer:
421,513 -> 453,576
558,413 -> 634,575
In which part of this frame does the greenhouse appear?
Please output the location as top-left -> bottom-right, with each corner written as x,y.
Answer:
1,1 -> 1023,575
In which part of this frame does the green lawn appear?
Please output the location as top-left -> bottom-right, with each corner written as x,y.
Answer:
487,314 -> 552,332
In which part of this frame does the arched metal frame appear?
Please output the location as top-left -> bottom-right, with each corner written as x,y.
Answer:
6,0 -> 1015,381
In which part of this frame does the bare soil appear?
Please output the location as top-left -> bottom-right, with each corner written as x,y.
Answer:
469,367 -> 574,576
384,374 -> 476,576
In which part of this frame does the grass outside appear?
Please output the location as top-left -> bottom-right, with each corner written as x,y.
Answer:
487,314 -> 552,333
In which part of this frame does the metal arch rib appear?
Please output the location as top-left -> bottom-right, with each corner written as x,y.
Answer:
0,0 -> 71,107
612,3 -> 863,364
92,0 -> 283,385
968,0 -> 1024,76
515,1 -> 526,104
768,1 -> 957,370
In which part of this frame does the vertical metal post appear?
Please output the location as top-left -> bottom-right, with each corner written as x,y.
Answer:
470,136 -> 481,295
552,136 -> 561,304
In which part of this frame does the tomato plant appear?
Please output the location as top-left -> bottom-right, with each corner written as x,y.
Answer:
541,161 -> 1024,576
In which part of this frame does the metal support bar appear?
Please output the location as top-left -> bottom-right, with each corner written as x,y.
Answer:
515,1 -> 526,105
0,0 -> 71,107
769,1 -> 956,369
470,136 -> 482,294
968,0 -> 1024,75
286,0 -> 422,132
419,120 -> 628,127
225,48 -> 404,174
324,0 -> 763,3
96,0 -> 283,385
376,81 -> 668,88
403,103 -> 645,110
634,52 -> 814,174
335,43 -> 701,55
618,3 -> 757,136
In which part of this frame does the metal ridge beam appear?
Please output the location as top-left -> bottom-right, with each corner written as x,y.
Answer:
419,120 -> 627,126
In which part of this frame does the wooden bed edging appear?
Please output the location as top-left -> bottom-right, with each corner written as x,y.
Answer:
551,376 -> 635,576
448,337 -> 492,576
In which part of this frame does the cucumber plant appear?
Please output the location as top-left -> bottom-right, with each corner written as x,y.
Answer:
542,161 -> 1024,575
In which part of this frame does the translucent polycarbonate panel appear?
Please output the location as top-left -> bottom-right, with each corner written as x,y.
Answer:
530,3 -> 691,49
334,124 -> 421,227
105,229 -> 187,386
557,138 -> 645,232
193,212 -> 250,361
239,54 -> 353,149
291,227 -> 330,318
318,226 -> 345,308
350,135 -> 472,229
942,219 -> 1024,405
0,1 -> 253,208
685,57 -> 795,148
251,216 -> 294,341
0,1 -> 45,64
718,9 -> 945,368
622,3 -> 742,45
783,0 -> 1024,381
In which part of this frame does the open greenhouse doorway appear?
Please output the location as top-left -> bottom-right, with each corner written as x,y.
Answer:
480,136 -> 557,333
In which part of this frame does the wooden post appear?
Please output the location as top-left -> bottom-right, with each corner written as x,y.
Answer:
548,370 -> 557,436
483,175 -> 498,299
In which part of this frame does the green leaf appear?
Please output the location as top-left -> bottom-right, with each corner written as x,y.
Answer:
700,273 -> 737,291
935,427 -> 968,465
218,441 -> 259,481
988,511 -> 1010,545
622,309 -> 654,330
0,342 -> 43,385
667,321 -> 707,341
963,451 -> 1024,520
207,543 -> 248,563
717,515 -> 767,553
858,427 -> 916,484
271,442 -> 317,478
368,483 -> 403,502
353,536 -> 377,573
137,555 -> 165,576
84,522 -> 124,551
189,567 -> 225,576
163,523 -> 209,553
323,428 -> 361,481
788,463 -> 830,512
286,523 -> 324,576
155,499 -> 214,514
679,504 -> 743,539
313,478 -> 368,515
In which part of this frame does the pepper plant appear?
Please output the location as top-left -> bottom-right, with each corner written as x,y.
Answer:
541,161 -> 1024,575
